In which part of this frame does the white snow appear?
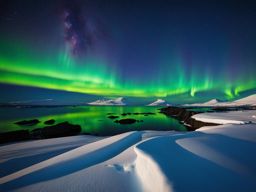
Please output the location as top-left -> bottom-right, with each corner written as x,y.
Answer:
184,99 -> 221,107
134,123 -> 256,191
1,110 -> 256,191
184,94 -> 256,107
192,110 -> 256,124
134,145 -> 173,192
0,131 -> 176,192
0,131 -> 141,185
0,135 -> 103,177
88,97 -> 126,106
232,94 -> 256,106
147,99 -> 170,106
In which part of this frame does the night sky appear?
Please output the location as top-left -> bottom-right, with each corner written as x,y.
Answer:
0,0 -> 256,104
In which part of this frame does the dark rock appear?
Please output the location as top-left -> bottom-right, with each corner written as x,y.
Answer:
133,112 -> 155,115
15,119 -> 40,126
108,115 -> 119,119
0,130 -> 30,144
212,107 -> 232,112
160,106 -> 220,131
31,128 -> 42,139
121,113 -> 128,116
83,132 -> 92,135
31,122 -> 81,139
186,117 -> 219,130
44,119 -> 55,125
143,112 -> 155,115
115,118 -> 137,124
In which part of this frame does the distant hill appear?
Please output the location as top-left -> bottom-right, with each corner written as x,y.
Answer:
232,94 -> 256,106
147,99 -> 170,106
184,94 -> 256,107
88,97 -> 126,106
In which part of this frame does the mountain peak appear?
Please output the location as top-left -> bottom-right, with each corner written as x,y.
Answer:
184,94 -> 256,107
88,97 -> 126,106
147,99 -> 170,106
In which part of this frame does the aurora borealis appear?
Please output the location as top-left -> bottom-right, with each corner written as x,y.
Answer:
0,0 -> 256,103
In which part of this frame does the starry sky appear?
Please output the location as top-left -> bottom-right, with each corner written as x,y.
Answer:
0,0 -> 256,104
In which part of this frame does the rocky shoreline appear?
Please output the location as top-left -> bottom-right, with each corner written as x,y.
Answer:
160,106 -> 220,131
0,121 -> 81,144
0,107 -> 222,144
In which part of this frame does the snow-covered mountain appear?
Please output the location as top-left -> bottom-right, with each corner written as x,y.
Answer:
184,94 -> 256,107
147,99 -> 170,106
232,94 -> 256,106
183,99 -> 221,107
88,97 -> 126,106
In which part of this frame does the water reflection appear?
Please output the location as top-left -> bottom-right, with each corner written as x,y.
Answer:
0,106 -> 187,135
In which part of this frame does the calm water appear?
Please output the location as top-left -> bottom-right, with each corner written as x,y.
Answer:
0,106 -> 187,135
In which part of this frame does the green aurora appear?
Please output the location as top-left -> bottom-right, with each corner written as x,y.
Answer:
0,39 -> 255,100
1,0 -> 256,103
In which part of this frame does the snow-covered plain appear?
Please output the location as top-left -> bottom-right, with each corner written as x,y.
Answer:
0,110 -> 256,191
192,110 -> 256,124
88,97 -> 126,106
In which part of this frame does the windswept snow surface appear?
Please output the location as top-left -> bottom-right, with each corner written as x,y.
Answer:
1,110 -> 256,191
135,124 -> 256,191
88,97 -> 126,106
147,99 -> 170,106
184,94 -> 256,107
0,135 -> 103,178
192,110 -> 256,124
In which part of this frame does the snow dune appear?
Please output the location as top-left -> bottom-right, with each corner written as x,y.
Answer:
134,144 -> 173,192
0,135 -> 103,178
134,123 -> 256,191
1,110 -> 256,191
0,131 -> 141,188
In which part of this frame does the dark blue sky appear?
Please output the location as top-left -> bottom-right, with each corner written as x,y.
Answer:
0,0 -> 256,104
